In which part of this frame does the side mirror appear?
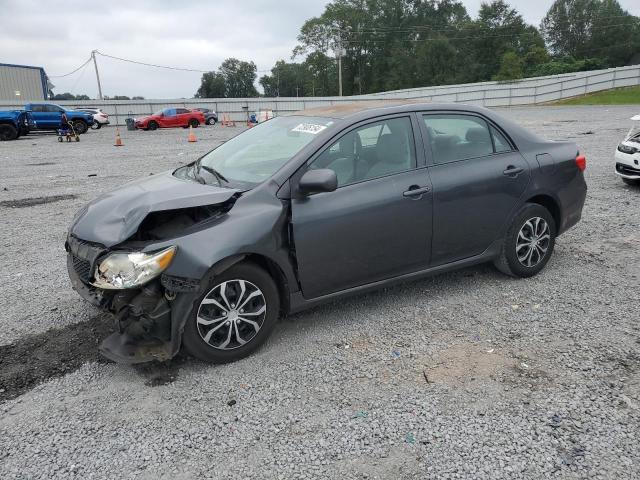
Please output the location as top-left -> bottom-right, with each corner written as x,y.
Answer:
298,169 -> 338,195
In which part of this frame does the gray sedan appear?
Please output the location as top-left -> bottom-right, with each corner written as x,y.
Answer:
65,102 -> 587,364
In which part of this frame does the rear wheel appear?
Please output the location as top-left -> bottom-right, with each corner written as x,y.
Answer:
189,118 -> 200,128
91,122 -> 101,130
622,178 -> 640,186
0,124 -> 18,141
494,203 -> 556,278
148,121 -> 159,131
182,262 -> 280,363
72,120 -> 88,134
206,117 -> 216,125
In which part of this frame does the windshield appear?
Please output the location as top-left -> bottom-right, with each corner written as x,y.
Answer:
196,116 -> 334,186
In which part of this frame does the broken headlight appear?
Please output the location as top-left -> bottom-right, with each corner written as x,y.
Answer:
92,246 -> 176,290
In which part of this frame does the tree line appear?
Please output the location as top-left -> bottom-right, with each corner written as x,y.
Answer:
196,0 -> 640,98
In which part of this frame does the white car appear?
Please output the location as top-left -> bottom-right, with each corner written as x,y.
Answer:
75,107 -> 110,130
615,114 -> 640,186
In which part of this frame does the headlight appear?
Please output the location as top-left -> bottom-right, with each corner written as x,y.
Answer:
618,143 -> 637,154
92,246 -> 176,290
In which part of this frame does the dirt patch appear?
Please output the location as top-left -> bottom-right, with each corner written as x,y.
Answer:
0,314 -> 113,402
422,344 -> 516,386
0,194 -> 77,208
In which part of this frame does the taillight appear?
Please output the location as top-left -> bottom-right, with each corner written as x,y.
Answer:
576,154 -> 586,171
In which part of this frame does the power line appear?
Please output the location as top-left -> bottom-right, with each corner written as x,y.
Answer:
94,50 -> 214,72
49,57 -> 92,78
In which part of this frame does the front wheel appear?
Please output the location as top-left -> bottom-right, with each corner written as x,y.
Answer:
494,203 -> 556,278
147,121 -> 159,131
182,262 -> 280,363
622,177 -> 640,187
91,122 -> 101,130
0,124 -> 18,141
206,117 -> 216,125
189,119 -> 200,128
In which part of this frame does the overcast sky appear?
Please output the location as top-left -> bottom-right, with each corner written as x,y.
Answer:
2,0 -> 639,99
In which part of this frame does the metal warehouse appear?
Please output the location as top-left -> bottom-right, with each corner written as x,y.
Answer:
0,63 -> 51,101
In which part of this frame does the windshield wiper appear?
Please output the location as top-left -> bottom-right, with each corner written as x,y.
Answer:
199,164 -> 229,187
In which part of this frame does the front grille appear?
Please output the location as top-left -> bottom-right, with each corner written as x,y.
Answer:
616,163 -> 640,176
72,254 -> 92,282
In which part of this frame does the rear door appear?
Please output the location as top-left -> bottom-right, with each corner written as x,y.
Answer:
45,104 -> 64,127
291,114 -> 433,298
176,108 -> 191,126
420,113 -> 530,265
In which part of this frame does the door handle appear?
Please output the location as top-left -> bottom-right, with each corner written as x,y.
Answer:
503,165 -> 524,176
403,185 -> 431,197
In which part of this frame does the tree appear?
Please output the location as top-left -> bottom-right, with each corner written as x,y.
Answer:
52,92 -> 77,100
194,58 -> 258,98
111,95 -> 130,100
219,58 -> 258,97
493,51 -> 524,81
132,96 -> 145,100
541,0 -> 640,66
195,72 -> 226,98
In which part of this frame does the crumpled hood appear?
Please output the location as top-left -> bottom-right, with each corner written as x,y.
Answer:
71,171 -> 239,247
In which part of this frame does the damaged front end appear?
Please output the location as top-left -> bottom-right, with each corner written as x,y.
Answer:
66,234 -> 200,363
65,173 -> 242,363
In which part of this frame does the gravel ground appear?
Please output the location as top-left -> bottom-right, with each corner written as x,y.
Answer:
0,107 -> 638,479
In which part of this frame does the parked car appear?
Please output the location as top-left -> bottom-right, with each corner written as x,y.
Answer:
134,108 -> 205,130
0,110 -> 34,141
193,107 -> 218,125
25,103 -> 94,134
75,107 -> 110,129
614,114 -> 640,186
66,102 -> 587,364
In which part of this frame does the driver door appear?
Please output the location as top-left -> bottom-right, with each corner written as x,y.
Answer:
291,115 -> 433,299
161,108 -> 177,127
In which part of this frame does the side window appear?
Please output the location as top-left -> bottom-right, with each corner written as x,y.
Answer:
31,105 -> 45,112
491,125 -> 512,153
46,105 -> 63,113
163,108 -> 176,116
310,117 -> 416,187
176,108 -> 189,114
423,114 -> 493,164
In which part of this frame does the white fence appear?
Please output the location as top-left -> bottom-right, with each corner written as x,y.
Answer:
1,64 -> 638,125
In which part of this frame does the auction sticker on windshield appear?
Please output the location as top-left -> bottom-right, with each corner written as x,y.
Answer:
292,123 -> 328,135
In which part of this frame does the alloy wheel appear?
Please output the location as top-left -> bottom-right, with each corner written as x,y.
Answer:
196,279 -> 267,350
516,217 -> 550,267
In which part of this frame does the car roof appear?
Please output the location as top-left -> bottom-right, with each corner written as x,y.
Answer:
293,100 -> 507,121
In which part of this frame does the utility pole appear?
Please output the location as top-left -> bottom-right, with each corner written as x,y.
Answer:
336,32 -> 343,97
91,50 -> 103,100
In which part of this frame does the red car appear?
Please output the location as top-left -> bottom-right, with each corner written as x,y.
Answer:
135,107 -> 205,130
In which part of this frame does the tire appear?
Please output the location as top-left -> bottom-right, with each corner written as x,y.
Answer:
494,203 -> 556,278
71,120 -> 88,134
147,121 -> 159,131
206,117 -> 216,126
182,262 -> 280,363
0,124 -> 18,141
189,118 -> 200,128
622,178 -> 640,186
91,122 -> 102,130
58,136 -> 63,142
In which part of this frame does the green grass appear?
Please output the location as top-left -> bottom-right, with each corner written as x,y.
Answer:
551,85 -> 640,105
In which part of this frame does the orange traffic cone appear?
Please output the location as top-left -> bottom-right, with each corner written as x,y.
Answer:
187,125 -> 197,142
114,127 -> 123,147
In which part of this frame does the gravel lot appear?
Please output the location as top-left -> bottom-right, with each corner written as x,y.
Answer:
0,107 -> 639,479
